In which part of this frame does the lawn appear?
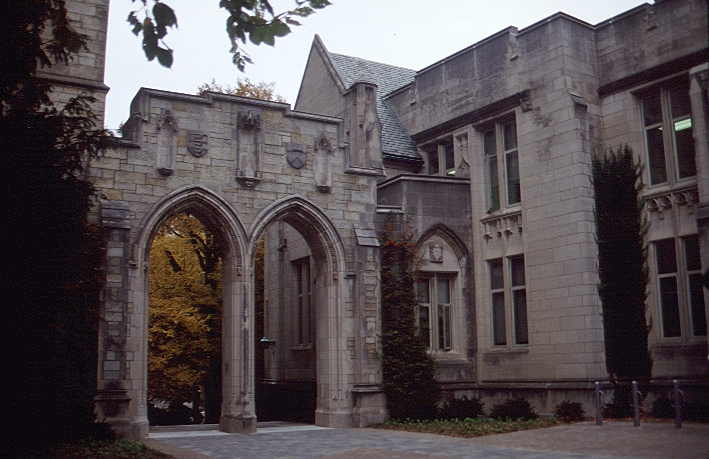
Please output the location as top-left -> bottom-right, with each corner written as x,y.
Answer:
373,416 -> 560,438
25,438 -> 171,459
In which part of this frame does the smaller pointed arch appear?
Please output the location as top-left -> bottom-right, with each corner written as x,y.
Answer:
135,185 -> 247,274
416,223 -> 469,267
250,195 -> 348,280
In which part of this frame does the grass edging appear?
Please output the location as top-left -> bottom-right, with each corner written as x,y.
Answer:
372,416 -> 559,438
27,438 -> 171,459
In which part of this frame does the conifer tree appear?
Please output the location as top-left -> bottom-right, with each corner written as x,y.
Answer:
3,0 -> 114,445
593,145 -> 652,414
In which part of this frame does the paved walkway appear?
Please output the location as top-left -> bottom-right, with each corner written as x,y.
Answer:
141,420 -> 709,459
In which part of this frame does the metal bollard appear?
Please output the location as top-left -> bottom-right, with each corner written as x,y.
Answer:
632,380 -> 641,427
672,380 -> 683,429
595,381 -> 604,426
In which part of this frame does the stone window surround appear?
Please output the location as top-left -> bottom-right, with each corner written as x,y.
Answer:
637,75 -> 696,188
652,235 -> 707,340
476,112 -> 521,213
488,254 -> 529,349
413,230 -> 468,361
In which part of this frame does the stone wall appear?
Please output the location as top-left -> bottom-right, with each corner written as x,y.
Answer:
39,0 -> 109,124
382,0 -> 708,410
89,88 -> 387,436
596,0 -> 708,382
386,13 -> 607,388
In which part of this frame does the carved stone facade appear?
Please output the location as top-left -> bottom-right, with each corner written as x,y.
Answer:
299,0 -> 708,415
90,89 -> 386,437
48,0 -> 708,438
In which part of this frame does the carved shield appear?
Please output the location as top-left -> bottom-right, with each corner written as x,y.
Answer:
286,142 -> 307,169
187,131 -> 208,157
429,243 -> 444,263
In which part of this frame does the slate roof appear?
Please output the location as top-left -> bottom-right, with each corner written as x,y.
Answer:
329,53 -> 421,163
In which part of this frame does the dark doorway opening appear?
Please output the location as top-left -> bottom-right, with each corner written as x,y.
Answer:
255,222 -> 318,423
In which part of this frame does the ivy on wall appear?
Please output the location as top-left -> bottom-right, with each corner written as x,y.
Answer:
379,219 -> 439,420
592,145 -> 652,410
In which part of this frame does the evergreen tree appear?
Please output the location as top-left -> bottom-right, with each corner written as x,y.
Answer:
379,220 -> 439,420
3,1 -> 114,446
592,145 -> 652,413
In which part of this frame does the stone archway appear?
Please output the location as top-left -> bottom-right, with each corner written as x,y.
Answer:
96,186 -> 251,437
95,190 -> 358,436
92,90 -> 387,438
250,196 -> 352,428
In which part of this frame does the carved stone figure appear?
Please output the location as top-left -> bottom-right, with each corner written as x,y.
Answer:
350,82 -> 382,170
156,109 -> 178,176
314,134 -> 333,192
236,109 -> 263,188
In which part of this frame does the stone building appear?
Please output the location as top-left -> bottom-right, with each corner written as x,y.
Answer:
296,0 -> 708,414
38,0 -> 110,124
42,0 -> 707,437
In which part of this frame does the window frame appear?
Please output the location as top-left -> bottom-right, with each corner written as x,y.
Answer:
416,273 -> 455,352
488,255 -> 528,348
481,115 -> 520,212
683,236 -> 707,337
653,236 -> 706,339
293,256 -> 312,346
640,79 -> 696,187
422,136 -> 455,177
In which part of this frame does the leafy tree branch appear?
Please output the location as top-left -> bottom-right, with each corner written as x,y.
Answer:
128,0 -> 331,70
197,77 -> 286,102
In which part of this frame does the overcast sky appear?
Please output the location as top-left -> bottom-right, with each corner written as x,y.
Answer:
104,0 -> 648,129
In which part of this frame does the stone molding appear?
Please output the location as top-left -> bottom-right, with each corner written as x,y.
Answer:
481,210 -> 523,240
644,185 -> 699,219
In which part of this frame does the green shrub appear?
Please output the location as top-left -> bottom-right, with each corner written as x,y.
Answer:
490,398 -> 538,421
29,438 -> 169,459
683,401 -> 709,422
651,397 -> 674,419
439,396 -> 485,420
554,400 -> 585,423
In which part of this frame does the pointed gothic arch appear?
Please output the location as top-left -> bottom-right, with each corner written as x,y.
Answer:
128,186 -> 256,433
415,223 -> 469,265
249,195 -> 354,427
250,195 -> 348,279
414,224 -> 472,356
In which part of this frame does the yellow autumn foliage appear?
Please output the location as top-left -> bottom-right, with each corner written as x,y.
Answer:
148,214 -> 222,404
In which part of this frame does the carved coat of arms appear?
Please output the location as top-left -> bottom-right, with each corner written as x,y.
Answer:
187,131 -> 208,157
286,142 -> 307,169
429,243 -> 444,263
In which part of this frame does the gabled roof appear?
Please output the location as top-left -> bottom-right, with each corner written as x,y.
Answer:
327,52 -> 421,163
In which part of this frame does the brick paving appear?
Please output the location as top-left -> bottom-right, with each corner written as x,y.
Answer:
142,420 -> 709,459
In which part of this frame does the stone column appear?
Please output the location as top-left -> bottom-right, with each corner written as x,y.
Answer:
352,225 -> 387,426
94,201 -> 133,437
220,259 -> 257,433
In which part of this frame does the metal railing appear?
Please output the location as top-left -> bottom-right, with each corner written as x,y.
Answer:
594,380 -> 683,428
